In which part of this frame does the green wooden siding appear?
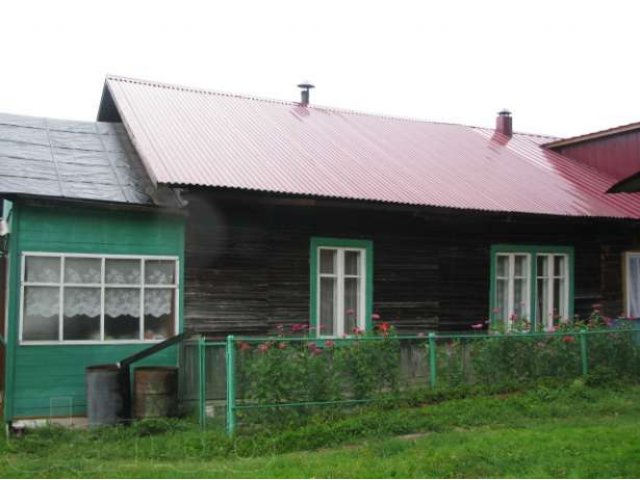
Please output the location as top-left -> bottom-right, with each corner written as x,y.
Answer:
4,202 -> 186,421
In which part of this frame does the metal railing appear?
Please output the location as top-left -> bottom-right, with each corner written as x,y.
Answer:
182,326 -> 640,436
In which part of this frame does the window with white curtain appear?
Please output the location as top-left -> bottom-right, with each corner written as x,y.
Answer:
20,253 -> 179,343
625,252 -> 640,318
492,246 -> 573,331
316,247 -> 366,337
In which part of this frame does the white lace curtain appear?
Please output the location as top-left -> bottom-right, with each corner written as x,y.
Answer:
25,257 -> 176,319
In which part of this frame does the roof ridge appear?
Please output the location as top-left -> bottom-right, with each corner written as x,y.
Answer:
105,74 -> 547,135
545,120 -> 640,148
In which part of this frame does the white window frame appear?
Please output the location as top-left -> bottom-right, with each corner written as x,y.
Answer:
535,253 -> 570,329
316,247 -> 366,338
495,253 -> 531,330
19,252 -> 180,345
624,251 -> 640,318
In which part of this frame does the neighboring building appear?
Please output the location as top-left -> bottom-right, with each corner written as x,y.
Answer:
2,75 -> 640,424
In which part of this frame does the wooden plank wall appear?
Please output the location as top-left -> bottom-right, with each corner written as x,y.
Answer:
183,192 -> 640,335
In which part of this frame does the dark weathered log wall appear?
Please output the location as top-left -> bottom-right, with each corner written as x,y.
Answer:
183,191 -> 640,335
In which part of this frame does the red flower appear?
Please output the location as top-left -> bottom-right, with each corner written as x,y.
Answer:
307,342 -> 323,355
277,342 -> 287,350
324,340 -> 335,348
238,342 -> 252,352
291,323 -> 309,333
562,335 -> 575,344
376,322 -> 391,336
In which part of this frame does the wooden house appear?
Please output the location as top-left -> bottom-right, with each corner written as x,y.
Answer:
1,76 -> 640,425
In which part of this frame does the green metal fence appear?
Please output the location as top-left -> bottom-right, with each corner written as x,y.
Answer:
183,327 -> 640,436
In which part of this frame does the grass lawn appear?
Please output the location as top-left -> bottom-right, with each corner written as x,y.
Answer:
1,383 -> 640,478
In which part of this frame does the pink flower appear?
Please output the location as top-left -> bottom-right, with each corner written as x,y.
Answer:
376,322 -> 391,336
470,323 -> 483,330
371,313 -> 381,321
257,343 -> 271,353
352,327 -> 364,336
509,313 -> 517,321
238,342 -> 252,352
277,342 -> 287,350
307,343 -> 323,355
324,340 -> 335,348
291,323 -> 309,333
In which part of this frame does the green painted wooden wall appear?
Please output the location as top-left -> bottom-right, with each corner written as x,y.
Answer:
4,201 -> 186,421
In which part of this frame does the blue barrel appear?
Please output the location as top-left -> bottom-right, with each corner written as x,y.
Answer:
86,364 -> 122,426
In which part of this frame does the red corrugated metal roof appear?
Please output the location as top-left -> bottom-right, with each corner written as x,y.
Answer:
104,76 -> 640,219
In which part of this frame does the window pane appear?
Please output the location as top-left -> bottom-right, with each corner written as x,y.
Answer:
145,260 -> 175,285
319,277 -> 336,336
105,288 -> 140,340
554,278 -> 566,320
514,255 -> 527,277
496,278 -> 508,322
554,256 -> 565,277
344,251 -> 361,276
64,258 -> 101,284
344,277 -> 360,334
25,256 -> 60,283
23,286 -> 59,340
144,289 -> 175,340
537,278 -> 550,328
63,287 -> 101,340
105,259 -> 141,285
514,278 -> 527,318
320,249 -> 336,274
537,255 -> 549,277
628,255 -> 640,317
496,256 -> 508,277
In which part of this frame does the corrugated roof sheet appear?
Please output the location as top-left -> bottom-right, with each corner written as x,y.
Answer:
104,75 -> 640,219
0,112 -> 155,205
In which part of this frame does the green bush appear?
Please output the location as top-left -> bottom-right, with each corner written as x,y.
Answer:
236,329 -> 400,425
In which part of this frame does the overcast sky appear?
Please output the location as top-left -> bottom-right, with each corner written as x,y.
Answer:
1,0 -> 638,138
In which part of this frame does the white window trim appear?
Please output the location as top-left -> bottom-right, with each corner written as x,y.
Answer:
19,252 -> 180,346
495,253 -> 531,330
316,247 -> 366,338
535,253 -> 570,329
624,251 -> 640,318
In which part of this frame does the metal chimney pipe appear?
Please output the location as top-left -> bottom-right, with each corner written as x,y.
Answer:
297,82 -> 315,106
496,109 -> 513,137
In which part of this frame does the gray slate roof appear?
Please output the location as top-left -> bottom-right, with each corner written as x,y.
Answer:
0,112 -> 155,205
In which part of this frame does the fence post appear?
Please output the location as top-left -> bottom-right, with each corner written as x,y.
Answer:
428,332 -> 437,389
579,328 -> 589,376
226,335 -> 236,436
198,335 -> 206,430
